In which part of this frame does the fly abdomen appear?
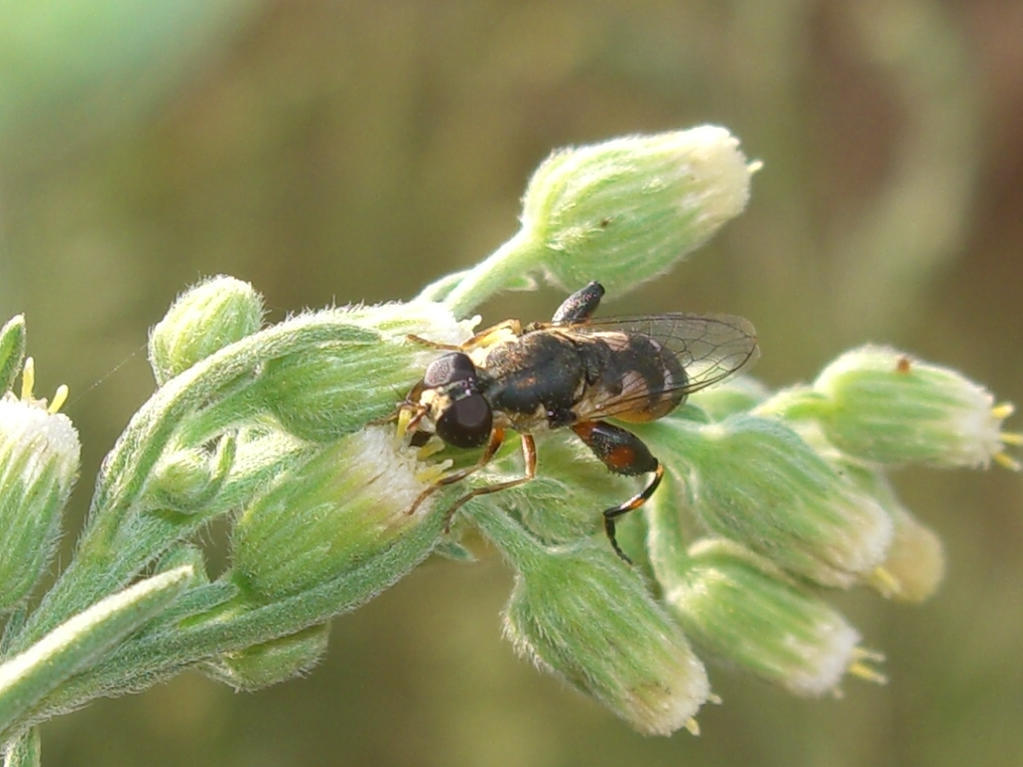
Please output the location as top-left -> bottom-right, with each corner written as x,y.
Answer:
591,334 -> 688,422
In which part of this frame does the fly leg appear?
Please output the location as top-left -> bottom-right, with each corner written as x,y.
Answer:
405,319 -> 525,352
551,281 -> 605,323
405,427 -> 506,516
441,434 -> 537,530
405,335 -> 462,351
571,419 -> 663,563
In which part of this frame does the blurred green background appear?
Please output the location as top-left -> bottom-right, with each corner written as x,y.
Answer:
2,0 -> 1021,765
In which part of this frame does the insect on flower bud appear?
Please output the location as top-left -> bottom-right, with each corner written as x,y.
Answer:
518,126 -> 755,295
0,383 -> 80,611
149,275 -> 264,384
200,623 -> 330,691
647,415 -> 893,588
657,537 -> 863,697
474,507 -> 709,736
0,315 -> 27,395
811,346 -> 1020,470
230,426 -> 444,602
258,302 -> 476,442
492,437 -> 638,544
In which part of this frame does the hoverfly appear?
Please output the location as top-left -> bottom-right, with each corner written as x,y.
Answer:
397,281 -> 759,561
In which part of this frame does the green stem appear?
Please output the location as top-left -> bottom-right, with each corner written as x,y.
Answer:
0,566 -> 193,741
469,504 -> 545,572
174,385 -> 267,448
16,503 -> 448,730
415,269 -> 471,304
430,230 -> 542,318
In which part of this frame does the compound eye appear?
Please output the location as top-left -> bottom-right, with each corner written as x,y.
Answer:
423,352 -> 476,388
436,394 -> 492,448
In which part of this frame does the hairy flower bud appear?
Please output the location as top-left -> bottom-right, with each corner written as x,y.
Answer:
869,504 -> 944,603
148,448 -> 215,510
657,536 -> 863,696
811,346 -> 1019,469
519,127 -> 754,294
474,507 -> 708,736
0,394 -> 80,611
231,426 -> 444,602
755,412 -> 947,603
432,127 -> 757,315
143,434 -> 235,514
201,623 -> 330,691
844,465 -> 945,602
149,275 -> 264,384
643,415 -> 892,588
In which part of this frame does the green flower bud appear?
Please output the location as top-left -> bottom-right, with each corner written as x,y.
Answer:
656,535 -> 863,697
149,275 -> 264,384
200,623 -> 329,691
0,315 -> 26,396
643,415 -> 892,588
810,346 -> 1020,469
144,448 -> 215,512
844,466 -> 944,602
755,415 -> 946,603
142,435 -> 235,514
0,392 -> 80,611
258,302 -> 475,442
231,426 -> 444,602
525,127 -> 754,292
435,127 -> 757,315
474,507 -> 709,736
869,503 -> 944,603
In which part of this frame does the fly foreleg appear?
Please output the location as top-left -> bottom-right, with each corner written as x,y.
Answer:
405,427 -> 506,517
571,419 -> 663,563
551,281 -> 605,323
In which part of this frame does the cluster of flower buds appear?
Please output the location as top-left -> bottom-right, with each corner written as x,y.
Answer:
0,127 -> 1016,749
127,279 -> 476,684
413,131 -> 1013,731
466,339 -> 1016,732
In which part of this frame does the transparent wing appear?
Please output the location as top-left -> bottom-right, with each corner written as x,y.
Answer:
550,314 -> 760,420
